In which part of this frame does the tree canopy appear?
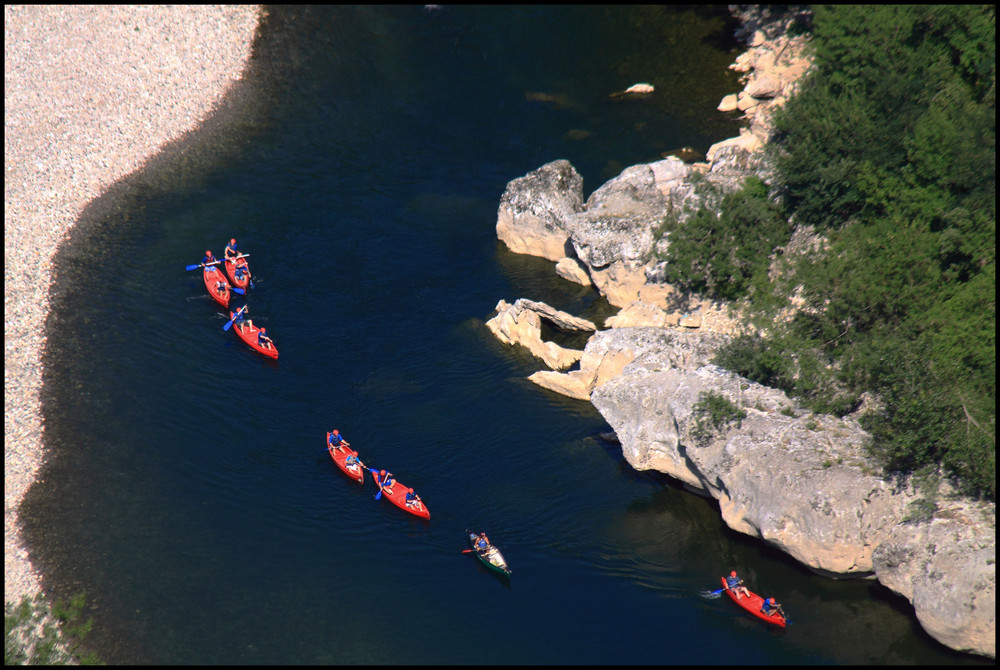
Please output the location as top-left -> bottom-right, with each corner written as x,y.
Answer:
669,5 -> 995,498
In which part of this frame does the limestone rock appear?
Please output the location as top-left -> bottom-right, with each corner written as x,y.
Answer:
516,298 -> 596,332
706,131 -> 762,163
746,76 -> 783,99
564,161 -> 686,307
592,359 -> 911,574
625,83 -> 654,94
532,326 -> 725,403
872,501 -> 996,658
718,93 -> 739,112
485,298 -> 585,370
496,159 -> 584,261
555,256 -> 591,286
528,369 -> 593,401
604,301 -> 678,329
609,82 -> 656,99
679,311 -> 702,328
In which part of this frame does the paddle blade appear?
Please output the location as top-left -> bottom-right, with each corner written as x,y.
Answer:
699,589 -> 724,599
223,306 -> 245,332
374,490 -> 382,500
186,263 -> 202,271
231,287 -> 245,295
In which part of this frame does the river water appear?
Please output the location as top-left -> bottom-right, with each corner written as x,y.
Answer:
23,6 -> 985,665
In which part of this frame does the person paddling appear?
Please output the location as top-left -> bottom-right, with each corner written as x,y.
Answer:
725,570 -> 751,600
234,262 -> 250,284
224,238 -> 239,259
328,429 -> 351,452
474,531 -> 491,554
202,250 -> 217,266
257,327 -> 274,350
377,469 -> 396,494
760,596 -> 785,619
404,488 -> 422,509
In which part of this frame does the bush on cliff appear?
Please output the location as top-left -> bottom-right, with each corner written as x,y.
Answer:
659,176 -> 792,302
708,5 -> 994,498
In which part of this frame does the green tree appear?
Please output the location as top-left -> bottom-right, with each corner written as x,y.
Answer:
706,5 -> 994,497
661,177 -> 791,301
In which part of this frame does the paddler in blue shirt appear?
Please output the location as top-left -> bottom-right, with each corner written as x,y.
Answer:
234,262 -> 250,284
224,238 -> 239,259
257,326 -> 273,350
202,250 -> 216,266
232,305 -> 249,329
726,570 -> 751,599
328,429 -> 351,452
377,469 -> 395,494
404,488 -> 421,508
475,532 -> 491,553
760,597 -> 785,619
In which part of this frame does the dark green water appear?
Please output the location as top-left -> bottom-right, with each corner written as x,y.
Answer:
23,5 -> 986,665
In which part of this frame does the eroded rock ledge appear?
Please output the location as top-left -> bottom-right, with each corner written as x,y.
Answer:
483,7 -> 995,659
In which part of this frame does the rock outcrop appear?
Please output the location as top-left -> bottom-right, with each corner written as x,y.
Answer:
485,298 -> 594,371
590,336 -> 996,656
872,500 -> 996,658
485,5 -> 995,659
496,159 -> 583,262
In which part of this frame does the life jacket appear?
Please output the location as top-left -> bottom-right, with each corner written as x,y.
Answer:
329,434 -> 343,446
726,575 -> 741,589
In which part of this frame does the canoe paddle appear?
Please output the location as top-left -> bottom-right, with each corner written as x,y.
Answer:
186,253 -> 250,271
223,305 -> 248,331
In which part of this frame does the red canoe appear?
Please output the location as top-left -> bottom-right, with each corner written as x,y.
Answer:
229,311 -> 279,359
224,255 -> 251,290
327,433 -> 364,484
372,470 -> 430,519
203,265 -> 231,308
721,577 -> 786,628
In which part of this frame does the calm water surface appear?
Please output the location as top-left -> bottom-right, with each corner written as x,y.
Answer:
25,6 -> 985,665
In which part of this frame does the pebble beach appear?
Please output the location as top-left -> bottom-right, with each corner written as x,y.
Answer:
5,5 -> 261,605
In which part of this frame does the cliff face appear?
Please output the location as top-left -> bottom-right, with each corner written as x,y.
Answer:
484,7 -> 995,660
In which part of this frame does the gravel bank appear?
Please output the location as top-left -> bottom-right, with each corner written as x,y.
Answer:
5,5 -> 260,605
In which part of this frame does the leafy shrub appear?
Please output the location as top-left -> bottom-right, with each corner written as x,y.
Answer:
5,593 -> 99,665
691,391 -> 747,443
659,177 -> 793,302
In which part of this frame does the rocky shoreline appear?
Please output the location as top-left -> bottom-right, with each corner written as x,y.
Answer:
486,7 -> 995,660
5,5 -> 261,607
